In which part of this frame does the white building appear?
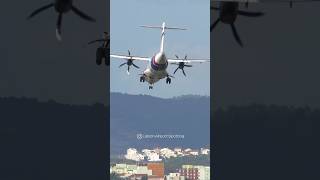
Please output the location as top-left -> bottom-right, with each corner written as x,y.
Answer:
147,151 -> 162,162
184,148 -> 192,153
175,151 -> 184,157
136,166 -> 152,175
166,173 -> 185,180
110,164 -> 152,178
174,148 -> 182,153
154,147 -> 161,154
110,163 -> 130,175
141,149 -> 162,162
194,166 -> 210,180
200,148 -> 210,155
189,150 -> 199,156
125,148 -> 144,161
160,148 -> 177,159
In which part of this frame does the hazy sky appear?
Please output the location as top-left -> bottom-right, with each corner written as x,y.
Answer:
110,0 -> 210,98
212,1 -> 320,108
0,0 -> 108,105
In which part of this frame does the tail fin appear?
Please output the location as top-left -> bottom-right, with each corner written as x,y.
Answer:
140,22 -> 186,53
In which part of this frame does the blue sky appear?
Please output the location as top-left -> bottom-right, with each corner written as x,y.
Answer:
110,0 -> 210,98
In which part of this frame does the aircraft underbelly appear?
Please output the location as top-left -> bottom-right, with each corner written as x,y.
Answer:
144,68 -> 167,85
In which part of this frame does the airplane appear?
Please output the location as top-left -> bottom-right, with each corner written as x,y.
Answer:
110,22 -> 210,90
88,32 -> 110,66
27,0 -> 95,41
211,0 -> 320,47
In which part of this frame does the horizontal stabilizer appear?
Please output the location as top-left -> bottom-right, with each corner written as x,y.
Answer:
140,22 -> 187,52
140,25 -> 187,30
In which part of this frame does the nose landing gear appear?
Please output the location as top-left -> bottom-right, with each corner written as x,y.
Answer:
166,77 -> 171,84
140,76 -> 145,82
148,86 -> 153,90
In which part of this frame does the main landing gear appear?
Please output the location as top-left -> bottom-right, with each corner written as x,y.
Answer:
139,75 -> 153,90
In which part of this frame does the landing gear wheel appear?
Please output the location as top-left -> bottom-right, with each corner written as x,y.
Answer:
149,86 -> 153,90
96,47 -> 104,65
166,77 -> 171,84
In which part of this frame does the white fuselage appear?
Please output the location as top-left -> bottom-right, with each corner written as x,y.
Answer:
142,22 -> 170,85
143,51 -> 168,85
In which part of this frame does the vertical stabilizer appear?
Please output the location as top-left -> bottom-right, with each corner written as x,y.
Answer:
160,22 -> 165,53
140,22 -> 187,53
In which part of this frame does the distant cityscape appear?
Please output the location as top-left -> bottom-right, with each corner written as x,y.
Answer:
111,163 -> 210,180
110,147 -> 210,180
124,147 -> 210,162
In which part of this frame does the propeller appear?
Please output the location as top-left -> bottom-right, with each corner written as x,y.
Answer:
210,6 -> 264,47
27,0 -> 95,41
119,50 -> 140,75
173,55 -> 192,77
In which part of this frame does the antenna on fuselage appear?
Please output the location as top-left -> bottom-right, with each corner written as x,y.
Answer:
140,22 -> 187,53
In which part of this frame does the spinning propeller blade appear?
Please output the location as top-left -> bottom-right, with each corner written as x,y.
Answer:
230,23 -> 243,47
27,1 -> 96,41
71,6 -> 96,22
210,4 -> 264,47
172,54 -> 191,77
119,50 -> 139,74
27,3 -> 54,19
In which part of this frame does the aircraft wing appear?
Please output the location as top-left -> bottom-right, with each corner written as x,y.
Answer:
110,54 -> 150,61
168,58 -> 210,64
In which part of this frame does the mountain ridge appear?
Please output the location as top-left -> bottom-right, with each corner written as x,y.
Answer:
110,92 -> 210,155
